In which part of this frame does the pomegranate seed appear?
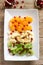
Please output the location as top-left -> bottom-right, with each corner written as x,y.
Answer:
8,49 -> 11,52
22,45 -> 24,48
24,17 -> 26,19
40,1 -> 43,7
12,22 -> 14,23
12,54 -> 15,55
18,22 -> 20,24
14,16 -> 16,18
22,28 -> 24,30
12,43 -> 15,47
14,25 -> 16,27
15,20 -> 17,22
16,1 -> 19,4
23,25 -> 25,27
18,24 -> 21,26
40,1 -> 43,4
21,1 -> 24,3
19,32 -> 22,34
10,32 -> 12,35
13,5 -> 16,8
20,6 -> 22,8
16,42 -> 20,44
31,30 -> 32,31
12,31 -> 14,32
19,16 -> 21,18
28,22 -> 30,24
31,38 -> 33,42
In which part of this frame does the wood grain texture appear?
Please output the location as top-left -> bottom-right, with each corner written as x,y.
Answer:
0,0 -> 43,65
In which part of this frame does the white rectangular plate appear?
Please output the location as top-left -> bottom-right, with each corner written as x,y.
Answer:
4,9 -> 39,61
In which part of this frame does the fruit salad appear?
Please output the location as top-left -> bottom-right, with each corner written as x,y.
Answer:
8,16 -> 34,55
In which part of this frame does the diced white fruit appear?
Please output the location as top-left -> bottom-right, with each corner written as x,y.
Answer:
26,30 -> 34,36
16,36 -> 21,42
21,32 -> 27,38
12,32 -> 20,37
21,38 -> 30,42
9,39 -> 17,42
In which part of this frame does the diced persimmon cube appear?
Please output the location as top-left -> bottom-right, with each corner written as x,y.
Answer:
10,18 -> 15,23
9,22 -> 15,31
27,25 -> 32,31
17,26 -> 22,32
14,22 -> 18,26
26,16 -> 33,23
24,25 -> 32,31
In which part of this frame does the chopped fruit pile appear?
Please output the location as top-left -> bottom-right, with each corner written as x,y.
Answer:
8,31 -> 34,55
8,16 -> 34,56
9,16 -> 33,32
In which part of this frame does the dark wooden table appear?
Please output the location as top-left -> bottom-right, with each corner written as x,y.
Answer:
0,0 -> 43,65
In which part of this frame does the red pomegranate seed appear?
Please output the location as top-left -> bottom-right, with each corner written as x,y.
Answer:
21,1 -> 24,3
8,49 -> 11,52
22,28 -> 24,30
19,32 -> 22,34
24,17 -> 26,19
31,38 -> 33,42
40,1 -> 43,4
15,20 -> 17,22
19,16 -> 21,18
12,22 -> 14,23
10,32 -> 12,35
28,22 -> 30,24
14,16 -> 16,18
40,1 -> 43,8
16,1 -> 19,4
12,31 -> 14,32
13,5 -> 16,8
18,24 -> 21,26
18,22 -> 20,24
26,25 -> 28,26
14,25 -> 16,27
20,6 -> 22,8
12,43 -> 15,47
15,29 -> 17,31
31,30 -> 32,31
23,25 -> 25,27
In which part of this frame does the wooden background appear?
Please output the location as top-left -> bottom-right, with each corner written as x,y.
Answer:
0,0 -> 43,65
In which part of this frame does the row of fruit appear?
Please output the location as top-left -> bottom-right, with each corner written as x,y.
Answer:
9,16 -> 33,33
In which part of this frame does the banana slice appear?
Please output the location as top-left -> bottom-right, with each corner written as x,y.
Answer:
9,38 -> 17,42
12,31 -> 20,38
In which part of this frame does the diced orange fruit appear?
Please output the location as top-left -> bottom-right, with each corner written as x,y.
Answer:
22,21 -> 28,26
9,16 -> 33,32
10,18 -> 15,23
24,25 -> 32,31
14,22 -> 18,27
26,25 -> 32,31
17,26 -> 22,32
9,22 -> 15,31
25,16 -> 33,23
